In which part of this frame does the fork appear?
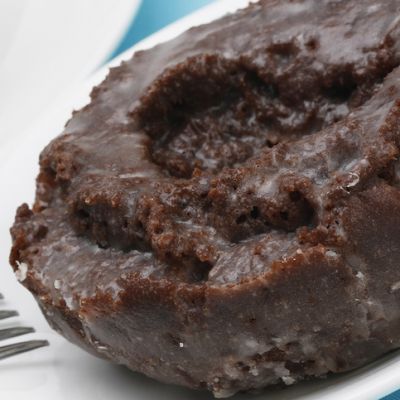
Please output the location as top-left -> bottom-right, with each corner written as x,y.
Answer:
0,292 -> 49,360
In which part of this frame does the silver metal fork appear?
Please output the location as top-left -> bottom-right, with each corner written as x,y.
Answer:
0,292 -> 49,360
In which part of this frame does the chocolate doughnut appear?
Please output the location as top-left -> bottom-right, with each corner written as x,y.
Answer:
10,0 -> 400,397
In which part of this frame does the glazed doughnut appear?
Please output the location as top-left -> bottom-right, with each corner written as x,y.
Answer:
10,0 -> 400,397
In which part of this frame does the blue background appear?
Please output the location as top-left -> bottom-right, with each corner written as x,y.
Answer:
383,391 -> 400,400
110,1 -> 400,399
109,0 -> 214,60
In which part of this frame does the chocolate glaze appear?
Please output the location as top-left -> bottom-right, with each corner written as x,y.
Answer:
9,0 -> 400,397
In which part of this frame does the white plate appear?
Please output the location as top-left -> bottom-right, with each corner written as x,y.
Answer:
0,1 -> 399,398
0,0 -> 141,149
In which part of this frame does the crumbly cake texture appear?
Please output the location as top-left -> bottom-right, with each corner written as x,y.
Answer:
9,0 -> 400,397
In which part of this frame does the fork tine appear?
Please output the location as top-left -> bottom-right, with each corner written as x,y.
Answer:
0,327 -> 35,341
0,340 -> 49,360
0,310 -> 19,320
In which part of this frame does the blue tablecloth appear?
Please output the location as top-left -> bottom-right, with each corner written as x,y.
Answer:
109,1 -> 400,399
